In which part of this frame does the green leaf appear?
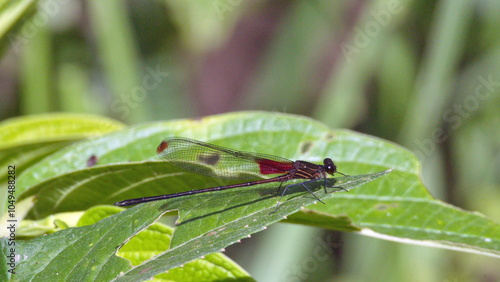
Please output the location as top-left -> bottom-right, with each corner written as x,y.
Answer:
9,203 -> 161,281
84,206 -> 251,281
10,111 -> 500,280
288,193 -> 500,258
1,236 -> 14,280
0,0 -> 36,55
0,113 -> 124,217
113,171 -> 387,281
0,113 -> 124,148
17,211 -> 83,237
4,204 -> 252,280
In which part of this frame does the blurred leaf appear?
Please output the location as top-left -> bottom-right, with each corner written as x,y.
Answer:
314,0 -> 412,128
0,0 -> 36,55
165,0 -> 247,53
88,0 -> 147,122
399,0 -> 474,145
20,16 -> 51,114
246,1 -> 344,113
0,113 -> 124,148
376,34 -> 416,139
17,211 -> 83,237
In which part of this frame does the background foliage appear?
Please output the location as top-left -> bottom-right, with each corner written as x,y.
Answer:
0,0 -> 499,281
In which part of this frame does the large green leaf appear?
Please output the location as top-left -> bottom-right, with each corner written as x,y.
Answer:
0,113 -> 124,217
3,204 -> 251,281
7,170 -> 384,281
80,206 -> 251,281
114,172 -> 387,281
7,112 -> 500,280
0,113 -> 124,148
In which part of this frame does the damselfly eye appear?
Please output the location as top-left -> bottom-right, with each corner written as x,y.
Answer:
323,158 -> 337,175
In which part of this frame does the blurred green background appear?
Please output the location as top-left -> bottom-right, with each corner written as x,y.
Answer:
0,0 -> 499,281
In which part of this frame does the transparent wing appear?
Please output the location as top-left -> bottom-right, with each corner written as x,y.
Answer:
156,137 -> 294,180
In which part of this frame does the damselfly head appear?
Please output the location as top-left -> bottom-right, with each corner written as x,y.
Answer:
323,158 -> 347,176
323,158 -> 337,175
